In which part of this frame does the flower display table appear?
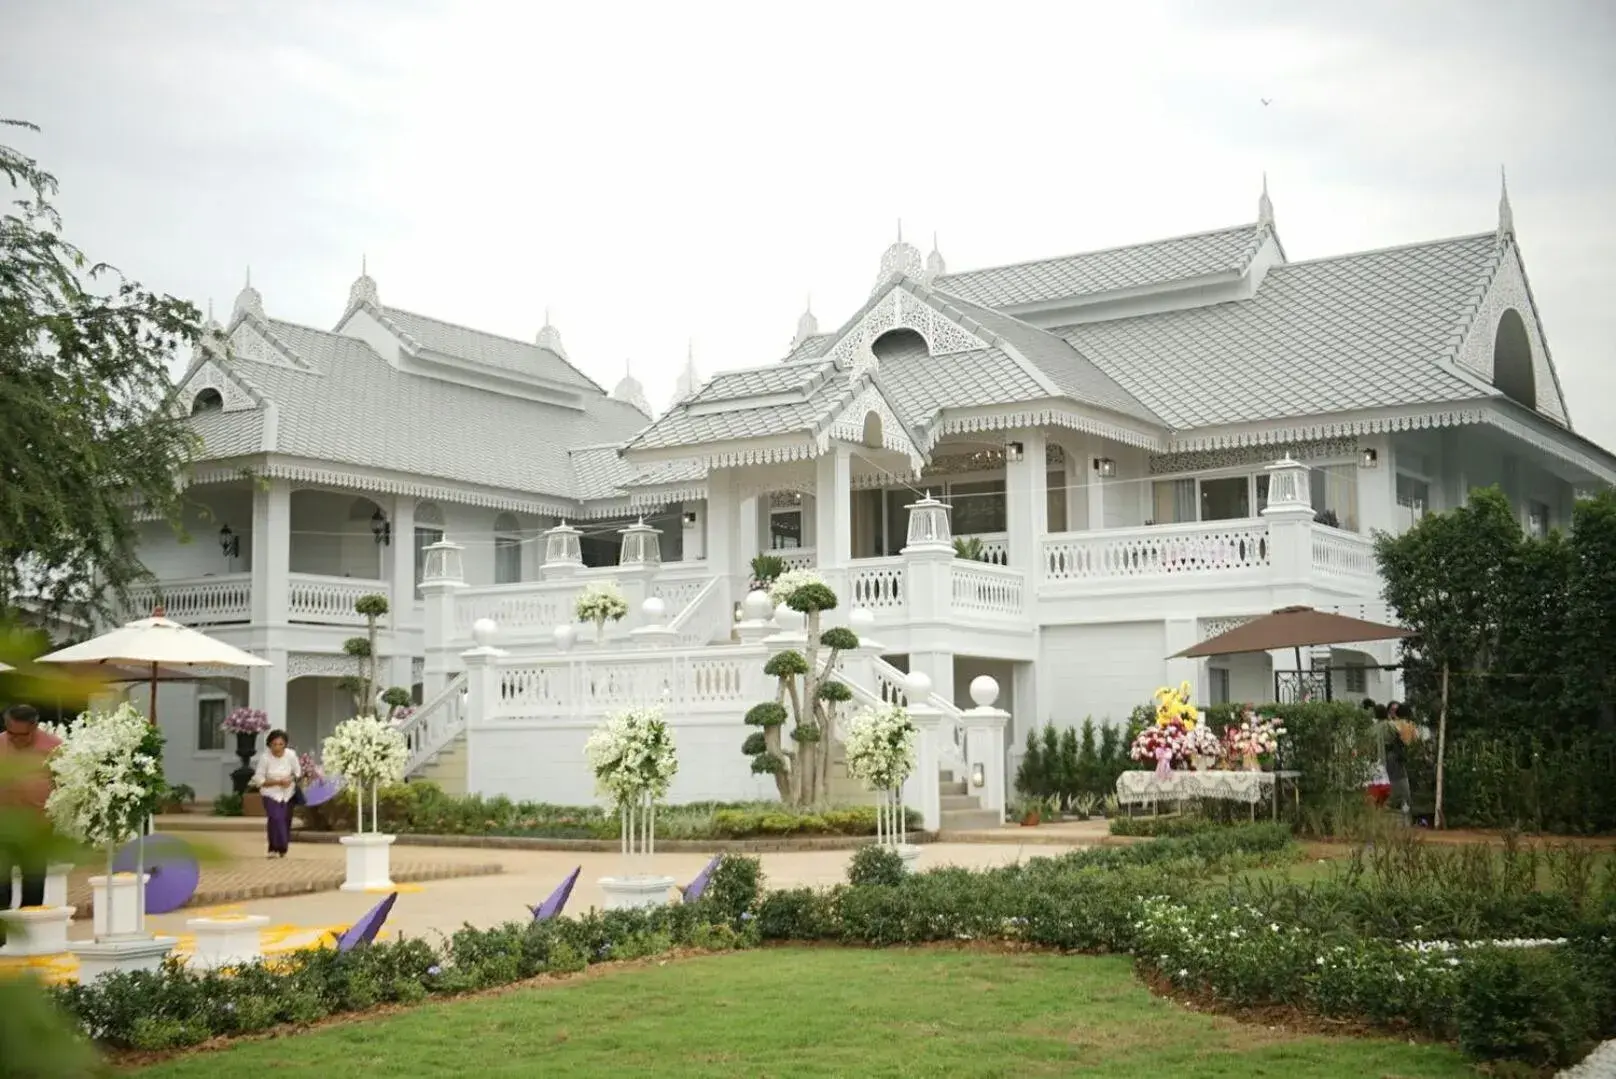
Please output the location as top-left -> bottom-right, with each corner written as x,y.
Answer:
1116,769 -> 1301,819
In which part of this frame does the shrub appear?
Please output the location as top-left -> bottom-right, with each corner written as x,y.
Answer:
1456,946 -> 1603,1066
1108,814 -> 1225,838
703,855 -> 764,924
211,792 -> 243,817
847,845 -> 906,887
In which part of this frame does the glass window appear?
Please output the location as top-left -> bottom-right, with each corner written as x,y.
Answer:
1311,464 -> 1359,531
197,698 -> 226,752
1199,476 -> 1251,521
413,525 -> 445,597
886,489 -> 911,555
1046,471 -> 1067,531
1151,479 -> 1196,525
1344,666 -> 1368,695
1208,668 -> 1230,705
948,480 -> 1006,535
769,511 -> 802,550
494,535 -> 521,583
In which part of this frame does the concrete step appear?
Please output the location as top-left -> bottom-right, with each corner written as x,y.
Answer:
941,808 -> 1004,830
940,780 -> 968,797
940,794 -> 982,812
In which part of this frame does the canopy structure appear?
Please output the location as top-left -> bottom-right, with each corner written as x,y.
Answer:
36,609 -> 272,722
1171,605 -> 1412,703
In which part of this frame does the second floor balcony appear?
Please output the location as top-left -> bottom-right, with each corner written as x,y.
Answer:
126,572 -> 393,628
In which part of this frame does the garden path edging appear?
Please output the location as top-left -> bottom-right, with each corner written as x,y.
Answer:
291,830 -> 941,853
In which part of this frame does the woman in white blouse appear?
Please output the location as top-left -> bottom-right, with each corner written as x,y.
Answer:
250,728 -> 302,858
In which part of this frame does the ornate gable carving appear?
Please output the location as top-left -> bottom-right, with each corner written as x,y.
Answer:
227,320 -> 299,369
1149,436 -> 1357,476
1452,244 -> 1569,427
826,382 -> 923,469
826,286 -> 988,378
183,361 -> 256,413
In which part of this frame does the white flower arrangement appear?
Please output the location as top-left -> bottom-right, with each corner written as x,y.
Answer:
767,568 -> 827,608
322,713 -> 408,788
45,703 -> 166,850
584,705 -> 679,810
843,703 -> 918,792
574,581 -> 630,626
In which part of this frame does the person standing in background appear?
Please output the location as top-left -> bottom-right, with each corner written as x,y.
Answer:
249,728 -> 301,858
0,704 -> 63,907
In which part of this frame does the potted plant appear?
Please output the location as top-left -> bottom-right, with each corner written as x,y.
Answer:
222,707 -> 269,795
575,580 -> 630,644
1072,792 -> 1099,821
1013,796 -> 1042,827
952,536 -> 985,561
587,705 -> 679,909
47,702 -> 176,974
162,784 -> 196,813
843,701 -> 919,872
323,713 -> 408,891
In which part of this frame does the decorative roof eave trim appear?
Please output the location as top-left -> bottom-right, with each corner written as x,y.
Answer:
1479,401 -> 1616,485
198,455 -> 582,518
573,495 -> 681,520
623,433 -> 830,472
1499,237 -> 1575,430
922,399 -> 1165,454
624,483 -> 708,509
1166,405 -> 1491,453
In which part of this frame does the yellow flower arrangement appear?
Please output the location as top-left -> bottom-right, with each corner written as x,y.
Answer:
1152,682 -> 1201,731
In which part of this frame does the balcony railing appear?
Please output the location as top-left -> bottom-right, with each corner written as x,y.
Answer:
127,574 -> 253,626
1311,526 -> 1377,578
1042,521 -> 1271,583
288,574 -> 388,625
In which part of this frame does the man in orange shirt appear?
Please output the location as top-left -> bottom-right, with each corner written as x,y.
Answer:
1,704 -> 62,909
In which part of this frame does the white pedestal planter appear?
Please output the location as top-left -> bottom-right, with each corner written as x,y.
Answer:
186,914 -> 269,970
895,844 -> 922,874
598,875 -> 676,910
72,937 -> 178,982
0,905 -> 76,956
339,833 -> 396,892
89,873 -> 150,940
6,863 -> 73,911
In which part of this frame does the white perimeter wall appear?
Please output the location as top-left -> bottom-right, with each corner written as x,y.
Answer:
1038,621 -> 1166,728
469,716 -> 780,807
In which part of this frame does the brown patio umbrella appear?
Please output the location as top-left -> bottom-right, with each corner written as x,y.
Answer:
1171,605 -> 1412,697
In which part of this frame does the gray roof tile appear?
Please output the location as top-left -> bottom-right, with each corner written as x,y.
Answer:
876,342 -> 1046,421
1055,233 -> 1503,428
935,224 -> 1267,307
626,363 -> 856,452
207,319 -> 650,501
376,305 -> 601,391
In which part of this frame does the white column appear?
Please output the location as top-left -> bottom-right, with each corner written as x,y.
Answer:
961,674 -> 1010,816
682,501 -> 706,562
1005,430 -> 1047,570
903,700 -> 945,832
389,495 -> 416,613
1355,435 -> 1395,536
249,648 -> 288,730
459,638 -> 503,795
1085,442 -> 1106,530
1262,457 -> 1316,609
419,543 -> 466,699
737,496 -> 760,576
814,446 -> 852,570
251,479 -> 291,627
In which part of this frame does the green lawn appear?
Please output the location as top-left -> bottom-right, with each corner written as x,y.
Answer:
132,948 -> 1482,1078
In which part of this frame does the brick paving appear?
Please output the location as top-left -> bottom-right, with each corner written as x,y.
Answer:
62,853 -> 502,917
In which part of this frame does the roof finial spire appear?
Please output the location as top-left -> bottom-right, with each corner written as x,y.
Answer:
1497,164 -> 1514,240
233,266 -> 264,322
897,218 -> 903,243
793,293 -> 820,348
346,254 -> 378,311
924,231 -> 947,283
535,308 -> 567,358
1257,172 -> 1274,227
362,253 -> 367,275
245,265 -> 252,288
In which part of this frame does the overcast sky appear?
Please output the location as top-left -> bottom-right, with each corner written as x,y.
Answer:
4,1 -> 1614,448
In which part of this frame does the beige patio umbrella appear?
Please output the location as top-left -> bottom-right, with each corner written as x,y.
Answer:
36,607 -> 272,723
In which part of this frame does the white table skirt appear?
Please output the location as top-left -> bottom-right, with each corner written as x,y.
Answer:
1116,769 -> 1298,806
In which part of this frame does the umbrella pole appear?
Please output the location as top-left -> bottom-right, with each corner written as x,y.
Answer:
149,663 -> 158,727
1293,646 -> 1303,701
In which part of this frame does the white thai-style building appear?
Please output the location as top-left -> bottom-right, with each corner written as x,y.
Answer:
130,180 -> 1615,828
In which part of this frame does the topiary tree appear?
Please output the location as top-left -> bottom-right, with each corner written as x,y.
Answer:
739,571 -> 858,805
341,593 -> 391,714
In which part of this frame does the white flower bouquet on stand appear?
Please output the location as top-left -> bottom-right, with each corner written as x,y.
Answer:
45,703 -> 178,975
323,714 -> 408,892
575,581 -> 630,644
586,705 -> 679,909
844,702 -> 920,871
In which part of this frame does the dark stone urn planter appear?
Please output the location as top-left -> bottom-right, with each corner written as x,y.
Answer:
231,731 -> 258,795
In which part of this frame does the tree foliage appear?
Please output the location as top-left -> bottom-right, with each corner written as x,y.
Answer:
1,119 -> 204,622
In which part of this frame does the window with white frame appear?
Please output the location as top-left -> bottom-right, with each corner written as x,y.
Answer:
768,492 -> 803,549
1527,500 -> 1551,538
197,697 -> 227,752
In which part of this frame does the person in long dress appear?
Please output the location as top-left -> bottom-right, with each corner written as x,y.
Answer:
250,728 -> 301,858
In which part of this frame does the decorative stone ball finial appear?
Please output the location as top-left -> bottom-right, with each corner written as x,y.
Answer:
471,618 -> 498,648
848,606 -> 876,635
553,624 -> 576,652
903,670 -> 934,703
968,675 -> 1000,709
641,596 -> 667,627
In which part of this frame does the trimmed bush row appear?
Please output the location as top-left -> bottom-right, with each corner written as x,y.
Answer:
295,782 -> 920,840
51,822 -> 1613,1068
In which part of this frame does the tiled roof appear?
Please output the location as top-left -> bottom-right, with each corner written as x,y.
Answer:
875,342 -> 1046,423
689,359 -> 825,403
203,318 -> 651,502
190,408 -> 265,458
927,288 -> 1164,425
627,363 -> 848,451
1055,233 -> 1504,428
376,305 -> 601,391
935,224 -> 1267,308
779,333 -> 834,364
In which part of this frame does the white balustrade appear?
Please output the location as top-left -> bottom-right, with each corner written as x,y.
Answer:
664,577 -> 729,646
847,558 -> 906,611
288,574 -> 387,625
858,658 -> 968,776
400,672 -> 468,776
949,561 -> 1025,617
1311,526 -> 1377,577
455,582 -> 578,636
958,532 -> 1009,566
1042,521 -> 1271,582
761,549 -> 817,572
489,645 -> 765,722
126,575 -> 252,625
